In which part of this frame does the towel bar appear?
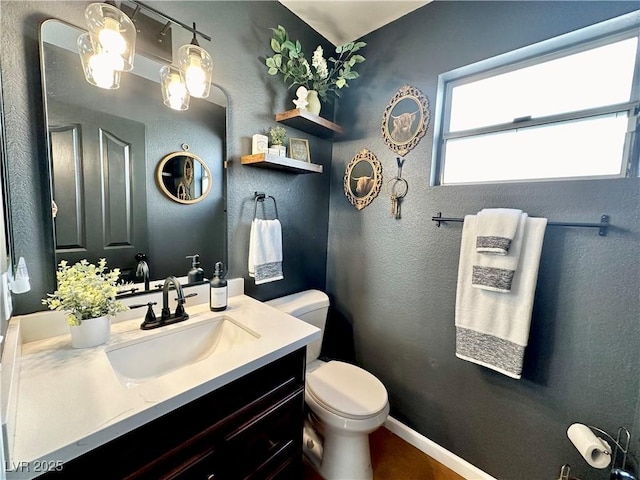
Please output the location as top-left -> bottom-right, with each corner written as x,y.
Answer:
431,213 -> 610,236
254,192 -> 279,220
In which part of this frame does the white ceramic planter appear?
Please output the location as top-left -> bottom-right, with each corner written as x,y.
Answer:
70,315 -> 111,348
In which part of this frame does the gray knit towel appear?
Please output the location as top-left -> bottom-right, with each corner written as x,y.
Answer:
472,212 -> 527,293
476,208 -> 523,255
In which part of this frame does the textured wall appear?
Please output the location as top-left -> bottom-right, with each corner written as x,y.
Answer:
327,2 -> 640,480
0,1 -> 332,312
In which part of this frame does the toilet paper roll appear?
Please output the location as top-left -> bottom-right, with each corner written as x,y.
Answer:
567,423 -> 612,469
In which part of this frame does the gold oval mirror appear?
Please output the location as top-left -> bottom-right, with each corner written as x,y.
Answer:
381,85 -> 430,156
344,149 -> 383,210
156,146 -> 212,204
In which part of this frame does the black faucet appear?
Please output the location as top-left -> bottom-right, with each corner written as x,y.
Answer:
138,276 -> 195,330
161,276 -> 187,322
135,252 -> 150,291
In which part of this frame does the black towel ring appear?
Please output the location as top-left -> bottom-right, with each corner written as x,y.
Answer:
254,192 -> 279,220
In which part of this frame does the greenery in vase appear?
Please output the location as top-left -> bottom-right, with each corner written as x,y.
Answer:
42,259 -> 128,326
269,126 -> 287,145
265,25 -> 366,103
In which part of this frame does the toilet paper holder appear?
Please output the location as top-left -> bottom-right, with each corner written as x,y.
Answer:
586,425 -> 631,473
567,424 -> 634,479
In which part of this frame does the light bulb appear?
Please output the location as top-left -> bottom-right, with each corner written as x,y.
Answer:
177,44 -> 212,99
98,17 -> 126,56
185,56 -> 207,97
88,53 -> 119,89
168,74 -> 188,110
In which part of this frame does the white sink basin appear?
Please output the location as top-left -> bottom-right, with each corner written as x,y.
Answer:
106,316 -> 260,385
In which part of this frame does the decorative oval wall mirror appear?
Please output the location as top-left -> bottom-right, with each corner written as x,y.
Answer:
156,145 -> 212,204
344,149 -> 383,210
381,85 -> 430,156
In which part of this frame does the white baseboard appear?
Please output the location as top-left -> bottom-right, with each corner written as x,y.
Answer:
384,416 -> 496,480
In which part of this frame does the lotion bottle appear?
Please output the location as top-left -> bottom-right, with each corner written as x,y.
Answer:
209,261 -> 227,311
186,254 -> 204,283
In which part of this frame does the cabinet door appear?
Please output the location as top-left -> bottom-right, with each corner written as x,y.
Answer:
219,388 -> 304,479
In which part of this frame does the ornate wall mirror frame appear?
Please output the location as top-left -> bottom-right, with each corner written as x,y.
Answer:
344,149 -> 383,210
156,145 -> 212,204
381,85 -> 430,156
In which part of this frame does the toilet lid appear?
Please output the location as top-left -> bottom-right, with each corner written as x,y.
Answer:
306,361 -> 388,419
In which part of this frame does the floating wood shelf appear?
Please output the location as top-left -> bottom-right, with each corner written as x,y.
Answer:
241,153 -> 323,174
275,109 -> 344,138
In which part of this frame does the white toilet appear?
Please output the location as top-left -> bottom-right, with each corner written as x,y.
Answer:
267,290 -> 390,480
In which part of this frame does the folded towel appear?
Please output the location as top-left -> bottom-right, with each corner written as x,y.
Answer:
455,214 -> 547,379
476,208 -> 523,255
248,219 -> 284,284
472,212 -> 527,293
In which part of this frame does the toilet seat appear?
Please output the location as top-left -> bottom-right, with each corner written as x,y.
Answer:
306,361 -> 388,420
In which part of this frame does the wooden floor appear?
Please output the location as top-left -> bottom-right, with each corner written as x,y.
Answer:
302,427 -> 465,480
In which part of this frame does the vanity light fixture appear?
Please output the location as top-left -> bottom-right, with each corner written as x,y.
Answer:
160,65 -> 190,111
176,23 -> 213,99
76,1 -> 213,110
84,3 -> 136,71
77,32 -> 122,89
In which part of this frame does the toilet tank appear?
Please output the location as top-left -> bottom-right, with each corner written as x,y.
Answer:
266,290 -> 329,364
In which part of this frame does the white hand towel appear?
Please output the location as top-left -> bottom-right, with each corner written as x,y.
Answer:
248,219 -> 284,284
455,214 -> 547,379
472,212 -> 527,293
476,208 -> 523,255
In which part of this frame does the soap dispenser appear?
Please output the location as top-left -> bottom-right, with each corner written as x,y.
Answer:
186,254 -> 204,283
209,261 -> 227,312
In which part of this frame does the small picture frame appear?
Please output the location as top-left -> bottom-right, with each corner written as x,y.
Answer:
289,138 -> 310,162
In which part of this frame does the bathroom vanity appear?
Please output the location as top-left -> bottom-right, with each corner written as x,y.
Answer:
2,292 -> 320,479
39,348 -> 306,479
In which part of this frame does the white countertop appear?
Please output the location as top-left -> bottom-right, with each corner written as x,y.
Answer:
3,293 -> 320,479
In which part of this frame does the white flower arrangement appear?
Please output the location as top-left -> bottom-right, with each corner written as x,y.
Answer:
42,259 -> 128,326
265,25 -> 366,103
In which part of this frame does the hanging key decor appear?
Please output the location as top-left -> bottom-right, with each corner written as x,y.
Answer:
386,157 -> 408,219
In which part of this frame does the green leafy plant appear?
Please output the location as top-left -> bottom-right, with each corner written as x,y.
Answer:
42,259 -> 128,326
265,25 -> 366,103
269,126 -> 287,145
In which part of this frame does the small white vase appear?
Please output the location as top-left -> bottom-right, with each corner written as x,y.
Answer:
273,145 -> 286,157
305,90 -> 321,116
70,315 -> 110,348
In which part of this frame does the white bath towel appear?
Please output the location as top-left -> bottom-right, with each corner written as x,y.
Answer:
248,219 -> 284,284
476,208 -> 523,255
455,214 -> 547,379
472,212 -> 527,293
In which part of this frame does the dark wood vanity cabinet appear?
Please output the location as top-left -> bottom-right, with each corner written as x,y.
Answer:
38,348 -> 306,480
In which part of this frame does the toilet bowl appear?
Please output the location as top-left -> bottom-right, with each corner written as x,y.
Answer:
266,290 -> 389,480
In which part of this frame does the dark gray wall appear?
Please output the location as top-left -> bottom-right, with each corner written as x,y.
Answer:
1,1 -> 332,312
327,2 -> 640,480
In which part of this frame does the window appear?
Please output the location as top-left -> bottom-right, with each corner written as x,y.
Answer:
431,12 -> 640,185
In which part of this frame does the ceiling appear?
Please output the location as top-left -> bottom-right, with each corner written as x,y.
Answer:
278,0 -> 432,46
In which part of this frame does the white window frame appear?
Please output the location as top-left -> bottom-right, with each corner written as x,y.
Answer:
431,11 -> 640,186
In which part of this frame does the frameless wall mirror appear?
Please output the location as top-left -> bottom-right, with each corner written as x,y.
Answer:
156,145 -> 212,204
40,19 -> 227,289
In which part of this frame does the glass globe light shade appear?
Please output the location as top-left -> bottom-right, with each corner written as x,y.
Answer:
177,44 -> 212,98
85,3 -> 136,71
77,32 -> 121,89
160,65 -> 190,111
